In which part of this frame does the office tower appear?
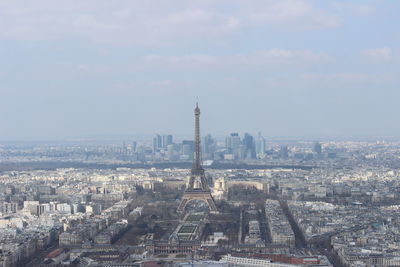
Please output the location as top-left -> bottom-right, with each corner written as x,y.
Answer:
131,141 -> 137,152
167,144 -> 175,161
256,132 -> 266,157
177,103 -> 217,213
153,134 -> 162,152
280,145 -> 289,159
203,134 -> 215,160
243,133 -> 256,159
152,137 -> 157,152
162,134 -> 173,148
182,140 -> 194,159
182,144 -> 192,159
313,142 -> 322,154
225,133 -> 241,153
238,145 -> 247,160
225,135 -> 232,150
225,133 -> 242,151
121,141 -> 127,155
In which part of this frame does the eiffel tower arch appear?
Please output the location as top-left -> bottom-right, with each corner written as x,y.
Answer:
177,103 -> 218,213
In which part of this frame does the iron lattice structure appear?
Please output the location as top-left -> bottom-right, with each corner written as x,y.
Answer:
177,103 -> 218,213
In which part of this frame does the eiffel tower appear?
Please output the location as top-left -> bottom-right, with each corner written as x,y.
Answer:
177,103 -> 218,213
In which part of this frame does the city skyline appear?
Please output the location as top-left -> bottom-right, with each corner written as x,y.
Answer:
1,1 -> 400,266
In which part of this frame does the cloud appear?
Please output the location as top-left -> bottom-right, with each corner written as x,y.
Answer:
140,49 -> 329,71
332,2 -> 374,16
0,1 -> 239,44
77,64 -> 111,75
300,72 -> 397,86
109,80 -> 191,95
361,47 -> 393,61
0,0 -> 341,45
242,0 -> 341,29
234,49 -> 330,66
142,54 -> 218,69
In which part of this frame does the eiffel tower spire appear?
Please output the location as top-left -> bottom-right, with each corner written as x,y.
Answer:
193,102 -> 202,170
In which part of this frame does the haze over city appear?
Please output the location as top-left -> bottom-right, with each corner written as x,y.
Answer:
2,2 -> 400,267
0,0 -> 399,140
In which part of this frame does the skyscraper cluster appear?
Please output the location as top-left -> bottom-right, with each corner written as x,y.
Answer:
152,134 -> 196,161
149,132 -> 269,161
224,132 -> 266,160
152,134 -> 173,152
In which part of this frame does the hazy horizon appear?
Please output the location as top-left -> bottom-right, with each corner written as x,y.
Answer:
1,132 -> 399,144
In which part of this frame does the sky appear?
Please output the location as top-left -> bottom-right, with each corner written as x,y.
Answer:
0,0 -> 399,141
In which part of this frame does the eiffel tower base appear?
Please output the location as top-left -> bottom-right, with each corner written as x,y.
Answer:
177,191 -> 218,213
